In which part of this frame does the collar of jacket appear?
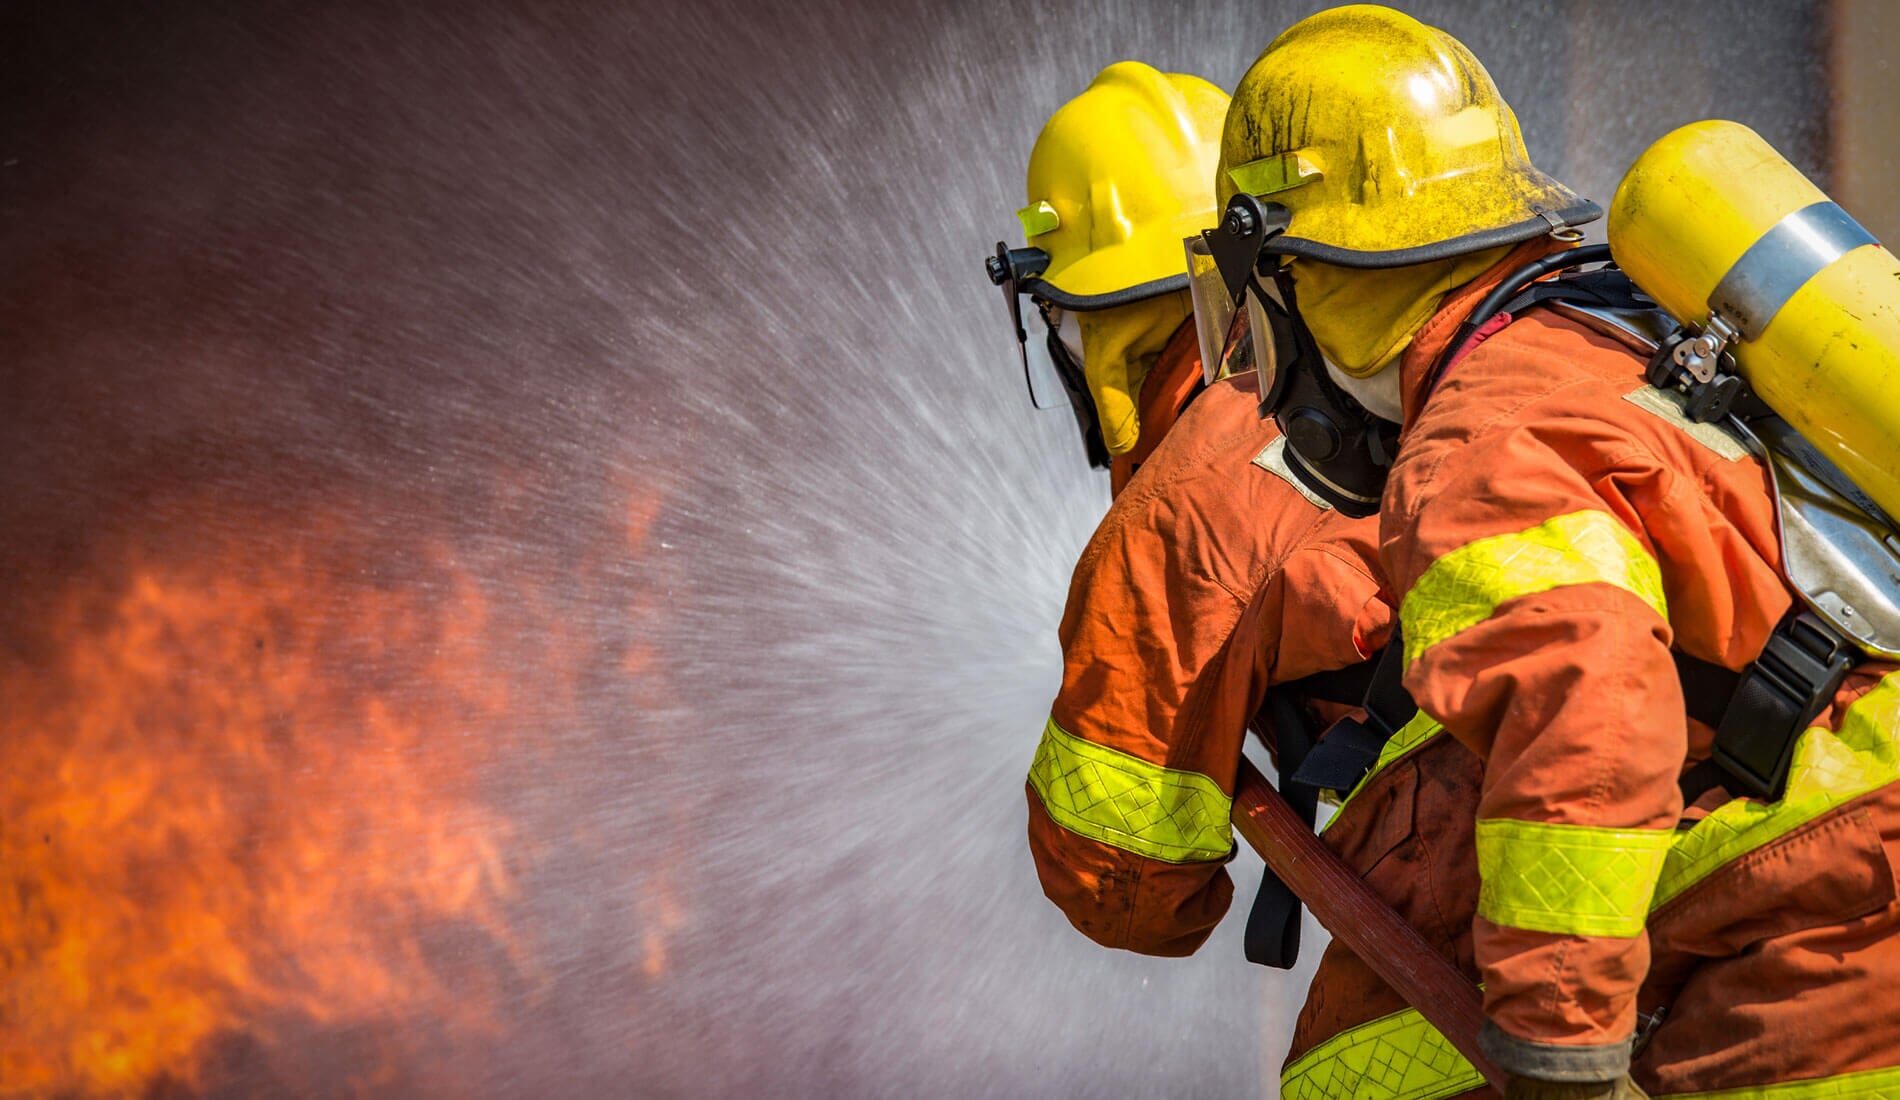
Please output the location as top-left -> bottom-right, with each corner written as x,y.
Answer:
1397,238 -> 1577,424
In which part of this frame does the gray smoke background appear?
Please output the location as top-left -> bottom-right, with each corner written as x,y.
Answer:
0,2 -> 1826,1097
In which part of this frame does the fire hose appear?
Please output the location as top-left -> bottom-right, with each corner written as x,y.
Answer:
1232,757 -> 1505,1093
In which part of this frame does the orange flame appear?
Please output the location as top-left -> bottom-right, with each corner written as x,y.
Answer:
0,535 -> 529,1096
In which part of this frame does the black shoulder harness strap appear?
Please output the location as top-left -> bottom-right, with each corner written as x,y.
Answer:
1287,637 -> 1415,795
1240,647 -> 1404,970
1498,265 -> 1654,315
1677,606 -> 1858,803
1241,688 -> 1318,970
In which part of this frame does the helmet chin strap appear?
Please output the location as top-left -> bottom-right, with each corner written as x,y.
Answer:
1323,358 -> 1404,423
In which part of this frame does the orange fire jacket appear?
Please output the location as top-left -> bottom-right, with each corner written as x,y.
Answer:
1371,245 -> 1900,1090
1026,370 -> 1389,956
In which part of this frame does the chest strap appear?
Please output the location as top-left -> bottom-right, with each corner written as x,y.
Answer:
1288,636 -> 1415,794
1242,688 -> 1318,970
1677,606 -> 1858,802
1279,608 -> 1857,807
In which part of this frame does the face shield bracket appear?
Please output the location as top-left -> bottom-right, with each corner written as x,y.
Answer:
987,241 -> 1077,412
1207,193 -> 1291,302
1203,195 -> 1401,519
987,241 -> 1052,343
985,241 -> 1110,466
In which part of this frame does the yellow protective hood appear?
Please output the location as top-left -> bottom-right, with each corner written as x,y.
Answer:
1290,246 -> 1511,377
1077,291 -> 1192,455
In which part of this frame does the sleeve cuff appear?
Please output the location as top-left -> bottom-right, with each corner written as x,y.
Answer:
1479,1020 -> 1631,1083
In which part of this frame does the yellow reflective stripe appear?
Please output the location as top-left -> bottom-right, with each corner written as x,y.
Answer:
1476,819 -> 1671,938
1016,200 -> 1060,238
1401,510 -> 1667,664
1654,670 -> 1900,910
1026,718 -> 1233,863
1228,150 -> 1323,197
1320,710 -> 1446,834
1657,1062 -> 1900,1099
1281,1003 -> 1484,1100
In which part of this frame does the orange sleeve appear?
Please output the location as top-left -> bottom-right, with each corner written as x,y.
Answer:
1028,380 -> 1384,956
1383,326 -> 1689,1079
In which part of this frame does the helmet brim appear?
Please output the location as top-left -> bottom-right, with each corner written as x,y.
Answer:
1029,209 -> 1214,309
1266,198 -> 1603,269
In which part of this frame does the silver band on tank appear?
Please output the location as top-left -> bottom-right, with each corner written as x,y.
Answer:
1710,201 -> 1879,340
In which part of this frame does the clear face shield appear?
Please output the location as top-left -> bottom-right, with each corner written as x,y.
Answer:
1024,304 -> 1087,409
1187,235 -> 1236,386
1244,270 -> 1296,410
1192,233 -> 1286,388
985,240 -> 1110,468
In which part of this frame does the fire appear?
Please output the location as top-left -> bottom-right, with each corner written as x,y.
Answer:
0,532 -> 528,1096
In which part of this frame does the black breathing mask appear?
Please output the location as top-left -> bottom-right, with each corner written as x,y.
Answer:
1206,195 -> 1400,518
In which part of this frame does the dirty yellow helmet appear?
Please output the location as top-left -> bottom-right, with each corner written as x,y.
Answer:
1218,4 -> 1598,267
1019,61 -> 1228,307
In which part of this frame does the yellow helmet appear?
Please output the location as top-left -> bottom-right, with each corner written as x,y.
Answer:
1018,61 -> 1228,307
1218,4 -> 1597,267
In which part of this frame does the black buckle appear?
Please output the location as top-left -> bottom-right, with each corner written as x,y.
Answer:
1711,609 -> 1857,800
1206,193 -> 1290,301
1286,636 -> 1418,797
1289,716 -> 1388,794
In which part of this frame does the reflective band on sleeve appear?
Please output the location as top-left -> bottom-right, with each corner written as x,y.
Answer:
1657,1061 -> 1900,1099
1401,510 -> 1667,665
1654,671 -> 1900,910
1711,201 -> 1879,341
1476,819 -> 1671,938
1321,710 -> 1446,834
1026,718 -> 1233,864
1281,1003 -> 1485,1100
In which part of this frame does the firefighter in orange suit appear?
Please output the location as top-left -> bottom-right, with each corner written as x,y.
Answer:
1210,6 -> 1900,1098
990,63 -> 1413,961
1025,368 -> 1399,954
996,55 -> 1497,1098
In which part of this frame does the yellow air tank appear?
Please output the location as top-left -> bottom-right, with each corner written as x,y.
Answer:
1609,120 -> 1900,522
